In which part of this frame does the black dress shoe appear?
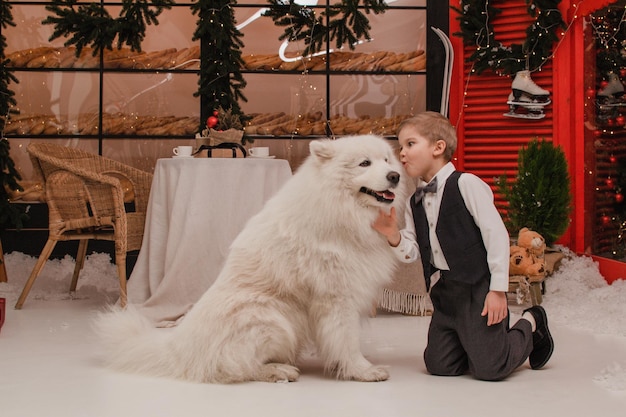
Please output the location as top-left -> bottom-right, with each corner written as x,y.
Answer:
524,305 -> 554,370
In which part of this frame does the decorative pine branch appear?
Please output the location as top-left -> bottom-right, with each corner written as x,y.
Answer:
43,0 -> 174,56
0,0 -> 25,230
1,0 -> 17,128
0,138 -> 25,230
191,0 -> 247,123
263,0 -> 388,57
452,0 -> 566,75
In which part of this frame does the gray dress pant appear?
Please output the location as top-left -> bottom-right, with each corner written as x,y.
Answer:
424,274 -> 533,381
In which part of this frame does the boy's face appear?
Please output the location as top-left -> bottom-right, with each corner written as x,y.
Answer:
397,125 -> 445,182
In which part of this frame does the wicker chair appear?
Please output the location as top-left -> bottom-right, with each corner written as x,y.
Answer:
14,143 -> 153,309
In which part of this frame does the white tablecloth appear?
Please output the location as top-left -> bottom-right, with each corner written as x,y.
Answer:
127,157 -> 292,325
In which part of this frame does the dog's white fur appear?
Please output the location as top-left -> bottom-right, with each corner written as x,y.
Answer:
94,135 -> 408,383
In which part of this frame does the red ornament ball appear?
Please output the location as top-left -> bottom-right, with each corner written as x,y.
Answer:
602,215 -> 611,225
616,193 -> 624,203
606,178 -> 615,187
610,155 -> 617,163
207,116 -> 218,128
213,110 -> 219,116
586,88 -> 596,98
616,116 -> 625,126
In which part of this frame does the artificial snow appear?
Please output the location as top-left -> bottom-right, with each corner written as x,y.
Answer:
0,252 -> 119,306
542,247 -> 626,337
1,249 -> 626,392
594,362 -> 626,391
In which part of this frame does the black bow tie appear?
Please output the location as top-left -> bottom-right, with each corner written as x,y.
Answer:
414,178 -> 437,204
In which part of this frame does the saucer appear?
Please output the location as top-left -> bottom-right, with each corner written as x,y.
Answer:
172,155 -> 194,159
249,155 -> 275,159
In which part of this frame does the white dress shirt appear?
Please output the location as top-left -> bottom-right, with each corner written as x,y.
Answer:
392,162 -> 510,292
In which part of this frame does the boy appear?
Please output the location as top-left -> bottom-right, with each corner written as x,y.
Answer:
372,112 -> 554,380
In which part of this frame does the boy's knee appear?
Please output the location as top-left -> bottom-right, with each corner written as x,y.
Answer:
472,368 -> 507,381
424,352 -> 467,377
426,364 -> 466,377
470,358 -> 513,381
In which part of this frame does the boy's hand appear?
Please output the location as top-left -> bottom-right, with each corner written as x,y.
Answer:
372,207 -> 400,246
481,291 -> 508,326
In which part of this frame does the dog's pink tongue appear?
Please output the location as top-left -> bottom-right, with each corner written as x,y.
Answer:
379,191 -> 395,200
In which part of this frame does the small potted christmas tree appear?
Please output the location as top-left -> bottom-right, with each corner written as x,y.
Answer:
496,138 -> 572,247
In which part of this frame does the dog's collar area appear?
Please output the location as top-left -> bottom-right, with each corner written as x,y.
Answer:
359,187 -> 395,203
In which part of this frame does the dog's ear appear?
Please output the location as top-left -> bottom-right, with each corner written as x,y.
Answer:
309,139 -> 335,161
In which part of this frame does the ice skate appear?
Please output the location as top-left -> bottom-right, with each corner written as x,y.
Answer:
504,93 -> 548,120
596,98 -> 626,113
598,73 -> 624,98
510,70 -> 550,103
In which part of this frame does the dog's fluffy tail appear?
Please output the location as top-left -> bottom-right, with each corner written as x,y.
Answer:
92,305 -> 175,379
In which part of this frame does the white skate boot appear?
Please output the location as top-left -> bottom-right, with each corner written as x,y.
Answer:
510,70 -> 550,103
598,73 -> 624,98
504,70 -> 551,120
596,73 -> 626,119
596,73 -> 626,115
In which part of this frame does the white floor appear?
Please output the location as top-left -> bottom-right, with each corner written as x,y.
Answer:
1,252 -> 626,417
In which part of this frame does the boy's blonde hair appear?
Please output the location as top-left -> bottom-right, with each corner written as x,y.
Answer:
397,111 -> 457,161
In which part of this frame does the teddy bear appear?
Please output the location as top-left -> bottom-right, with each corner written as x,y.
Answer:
509,245 -> 545,278
516,227 -> 546,258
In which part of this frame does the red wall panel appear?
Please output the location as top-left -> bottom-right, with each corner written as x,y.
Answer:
450,0 -> 556,215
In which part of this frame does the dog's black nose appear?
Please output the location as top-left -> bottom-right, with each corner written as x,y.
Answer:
387,171 -> 400,185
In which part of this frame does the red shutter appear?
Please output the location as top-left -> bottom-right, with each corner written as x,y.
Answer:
451,1 -> 555,201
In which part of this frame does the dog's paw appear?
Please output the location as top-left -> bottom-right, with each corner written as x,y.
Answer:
256,363 -> 301,383
350,365 -> 390,382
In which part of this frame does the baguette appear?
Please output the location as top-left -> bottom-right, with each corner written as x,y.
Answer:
8,47 -> 53,67
376,52 -> 402,69
248,112 -> 286,127
43,122 -> 62,135
28,118 -> 47,135
59,47 -> 79,67
244,125 -> 258,135
311,120 -> 327,135
131,48 -> 177,69
255,114 -> 293,128
279,58 -> 304,71
388,54 -> 426,72
73,48 -> 100,68
170,46 -> 200,69
364,51 -> 391,71
26,48 -> 58,68
44,47 -> 77,68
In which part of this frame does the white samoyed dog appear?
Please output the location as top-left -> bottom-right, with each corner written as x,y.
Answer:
94,134 -> 408,384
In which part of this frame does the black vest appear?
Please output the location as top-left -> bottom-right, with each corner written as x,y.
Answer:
410,171 -> 490,289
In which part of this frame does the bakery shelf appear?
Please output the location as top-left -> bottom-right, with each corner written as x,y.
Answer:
4,0 -> 438,175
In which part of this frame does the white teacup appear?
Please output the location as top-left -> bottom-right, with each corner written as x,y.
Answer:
249,147 -> 270,157
173,145 -> 193,157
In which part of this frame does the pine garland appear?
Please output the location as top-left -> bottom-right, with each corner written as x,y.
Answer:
0,0 -> 26,230
452,0 -> 566,75
36,1 -> 388,130
191,0 -> 247,118
0,0 -> 17,127
0,138 -> 25,229
496,139 -> 572,246
263,0 -> 388,57
43,0 -> 174,56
